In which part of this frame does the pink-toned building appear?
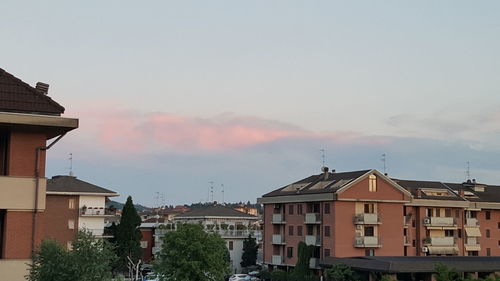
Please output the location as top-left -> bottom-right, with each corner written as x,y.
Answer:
257,168 -> 500,278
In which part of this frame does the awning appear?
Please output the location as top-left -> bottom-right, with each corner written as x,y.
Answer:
465,245 -> 481,252
465,227 -> 482,237
427,246 -> 459,255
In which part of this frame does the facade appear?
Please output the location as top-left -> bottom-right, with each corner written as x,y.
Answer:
147,204 -> 262,273
0,68 -> 78,281
44,175 -> 119,247
257,168 -> 500,277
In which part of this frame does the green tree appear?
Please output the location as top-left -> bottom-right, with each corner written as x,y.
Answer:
28,230 -> 116,281
115,196 -> 142,272
326,264 -> 358,281
154,224 -> 230,281
289,242 -> 315,281
435,263 -> 463,281
271,270 -> 288,281
240,234 -> 258,268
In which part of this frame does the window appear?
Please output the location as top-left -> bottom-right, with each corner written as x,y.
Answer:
287,247 -> 293,258
436,209 -> 441,217
289,205 -> 294,215
369,175 -> 377,192
324,249 -> 331,257
412,220 -> 416,228
68,219 -> 75,230
364,203 -> 375,214
486,229 -> 490,238
445,208 -> 452,217
498,222 -> 500,229
486,211 -> 491,220
297,204 -> 303,215
325,226 -> 330,237
0,130 -> 9,176
487,248 -> 491,256
289,226 -> 294,236
445,230 -> 454,237
69,198 -> 75,209
228,241 -> 234,251
427,208 -> 433,217
297,226 -> 303,236
365,249 -> 375,256
140,241 -> 148,248
324,203 -> 330,214
364,226 -> 374,237
412,240 -> 416,247
307,225 -> 314,235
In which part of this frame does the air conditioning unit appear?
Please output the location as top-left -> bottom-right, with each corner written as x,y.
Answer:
424,218 -> 431,224
356,225 -> 363,230
422,247 -> 429,253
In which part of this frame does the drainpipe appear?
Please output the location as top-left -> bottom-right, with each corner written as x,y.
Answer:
31,133 -> 67,252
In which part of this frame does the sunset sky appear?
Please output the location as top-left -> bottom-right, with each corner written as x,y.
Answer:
2,1 -> 499,206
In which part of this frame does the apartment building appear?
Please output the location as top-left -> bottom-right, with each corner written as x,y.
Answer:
44,175 -> 119,248
257,168 -> 500,277
0,68 -> 78,281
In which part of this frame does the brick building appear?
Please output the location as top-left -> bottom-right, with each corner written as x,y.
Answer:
257,168 -> 500,278
44,175 -> 119,249
0,68 -> 78,281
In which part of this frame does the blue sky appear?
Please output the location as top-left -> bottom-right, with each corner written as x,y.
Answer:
1,1 -> 499,206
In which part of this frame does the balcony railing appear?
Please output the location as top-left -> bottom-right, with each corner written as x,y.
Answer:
305,235 -> 321,246
404,236 -> 411,245
215,230 -> 262,239
353,213 -> 381,225
423,217 -> 456,227
272,234 -> 286,245
80,207 -> 116,216
354,236 -> 381,248
466,218 -> 479,227
304,213 -> 321,224
309,257 -> 320,268
423,237 -> 456,246
466,237 -> 480,245
272,255 -> 283,265
81,228 -> 113,238
272,213 -> 285,224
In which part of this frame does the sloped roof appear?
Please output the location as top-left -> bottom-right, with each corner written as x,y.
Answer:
175,204 -> 257,219
262,170 -> 371,197
0,68 -> 65,115
445,182 -> 500,203
391,179 -> 466,201
47,175 -> 118,196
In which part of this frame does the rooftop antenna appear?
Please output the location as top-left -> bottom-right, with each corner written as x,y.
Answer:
320,149 -> 326,168
208,181 -> 214,203
69,153 -> 74,177
221,184 -> 225,204
381,153 -> 387,175
466,161 -> 471,181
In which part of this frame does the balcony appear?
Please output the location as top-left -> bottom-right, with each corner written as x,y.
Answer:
404,236 -> 411,246
0,176 -> 46,210
423,217 -> 456,227
305,235 -> 321,246
465,237 -> 481,251
309,257 -> 320,269
272,255 -> 283,265
82,228 -> 113,238
216,230 -> 262,239
272,234 -> 286,245
423,237 -> 455,246
466,218 -> 479,227
80,207 -> 115,217
353,213 -> 380,225
272,213 -> 285,224
354,236 -> 381,248
304,213 -> 321,224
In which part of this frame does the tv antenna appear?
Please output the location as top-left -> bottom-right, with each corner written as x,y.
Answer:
221,184 -> 225,204
381,153 -> 387,174
466,161 -> 471,180
320,149 -> 326,168
208,181 -> 214,203
69,153 -> 74,176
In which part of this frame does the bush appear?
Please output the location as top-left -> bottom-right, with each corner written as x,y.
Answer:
271,270 -> 288,281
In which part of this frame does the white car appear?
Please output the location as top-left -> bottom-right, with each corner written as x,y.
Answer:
229,274 -> 251,281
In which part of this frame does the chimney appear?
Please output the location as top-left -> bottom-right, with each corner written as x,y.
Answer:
35,82 -> 49,95
417,189 -> 422,197
321,166 -> 329,180
459,190 -> 465,196
472,179 -> 476,184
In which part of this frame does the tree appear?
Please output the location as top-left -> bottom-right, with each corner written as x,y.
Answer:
271,270 -> 288,281
114,196 -> 142,272
435,263 -> 463,281
240,234 -> 258,268
289,241 -> 315,281
326,264 -> 358,281
28,230 -> 116,281
154,224 -> 230,281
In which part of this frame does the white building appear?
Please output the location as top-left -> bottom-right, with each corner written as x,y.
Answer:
153,204 -> 261,273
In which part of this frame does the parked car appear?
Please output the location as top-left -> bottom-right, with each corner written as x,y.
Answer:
229,274 -> 251,281
143,273 -> 159,281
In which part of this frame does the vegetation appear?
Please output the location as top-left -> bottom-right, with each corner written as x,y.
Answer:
325,264 -> 358,281
271,270 -> 288,281
289,242 -> 315,281
434,264 -> 500,281
154,224 -> 230,281
28,231 -> 116,281
240,234 -> 259,268
113,196 -> 142,272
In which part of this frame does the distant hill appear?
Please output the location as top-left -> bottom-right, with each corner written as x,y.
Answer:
106,200 -> 150,212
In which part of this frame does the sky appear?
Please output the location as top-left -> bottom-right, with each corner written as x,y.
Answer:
1,1 -> 499,206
